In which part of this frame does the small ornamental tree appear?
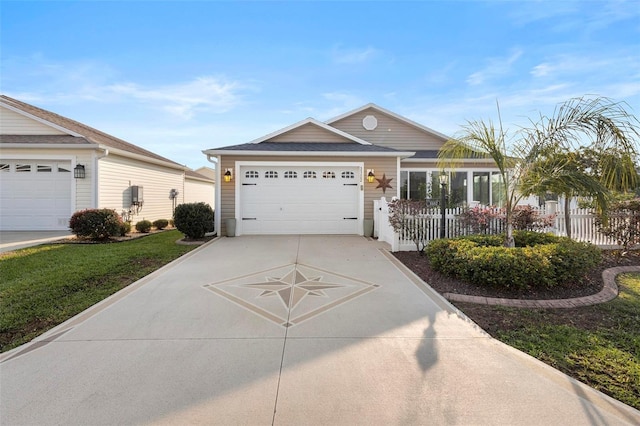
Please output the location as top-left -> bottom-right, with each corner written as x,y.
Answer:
388,198 -> 434,253
512,205 -> 556,231
173,202 -> 214,239
69,209 -> 123,240
457,206 -> 503,234
595,199 -> 640,254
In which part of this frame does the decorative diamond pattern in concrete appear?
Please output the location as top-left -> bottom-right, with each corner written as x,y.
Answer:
204,263 -> 380,327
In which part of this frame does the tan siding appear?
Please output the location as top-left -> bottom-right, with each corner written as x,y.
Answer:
98,154 -> 184,224
218,155 -> 399,234
268,123 -> 352,143
0,107 -> 66,135
330,108 -> 446,150
185,178 -> 215,208
0,147 -> 94,213
362,157 -> 398,220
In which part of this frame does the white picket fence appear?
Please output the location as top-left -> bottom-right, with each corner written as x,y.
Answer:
373,197 -> 620,252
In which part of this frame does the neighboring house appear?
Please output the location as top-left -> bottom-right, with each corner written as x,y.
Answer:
0,95 -> 214,231
203,103 -> 501,236
184,168 -> 215,207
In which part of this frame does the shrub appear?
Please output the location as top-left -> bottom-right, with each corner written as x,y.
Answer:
120,221 -> 132,236
425,233 -> 601,290
513,230 -> 559,247
69,209 -> 123,240
135,220 -> 152,233
173,202 -> 214,239
153,219 -> 169,230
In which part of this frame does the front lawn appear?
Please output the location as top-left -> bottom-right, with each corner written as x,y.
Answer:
456,272 -> 640,410
0,230 -> 197,352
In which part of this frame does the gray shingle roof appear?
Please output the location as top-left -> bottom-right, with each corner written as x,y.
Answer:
0,95 -> 183,167
213,142 -> 403,152
0,135 -> 93,145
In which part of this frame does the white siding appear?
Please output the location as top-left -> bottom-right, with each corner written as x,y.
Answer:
185,178 -> 215,208
0,107 -> 66,135
98,154 -> 184,223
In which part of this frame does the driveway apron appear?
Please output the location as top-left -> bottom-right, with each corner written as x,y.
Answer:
1,235 -> 638,425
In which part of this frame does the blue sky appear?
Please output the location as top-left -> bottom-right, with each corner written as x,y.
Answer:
2,1 -> 639,170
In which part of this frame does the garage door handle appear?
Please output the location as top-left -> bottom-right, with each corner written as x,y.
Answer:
343,217 -> 358,220
242,218 -> 257,220
242,183 -> 257,186
343,183 -> 358,186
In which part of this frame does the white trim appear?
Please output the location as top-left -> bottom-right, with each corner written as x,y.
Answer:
203,149 -> 415,158
234,160 -> 365,236
402,157 -> 495,163
0,102 -> 84,137
325,103 -> 451,141
248,117 -> 372,145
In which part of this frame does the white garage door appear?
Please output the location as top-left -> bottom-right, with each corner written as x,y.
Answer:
239,165 -> 361,235
0,160 -> 73,230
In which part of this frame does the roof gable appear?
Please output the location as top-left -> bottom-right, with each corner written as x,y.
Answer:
250,118 -> 371,145
326,103 -> 450,141
0,95 -> 182,168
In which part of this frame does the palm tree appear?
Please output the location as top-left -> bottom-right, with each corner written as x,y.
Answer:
439,96 -> 639,247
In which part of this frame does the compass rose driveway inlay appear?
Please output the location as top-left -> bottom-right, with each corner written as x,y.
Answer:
205,263 -> 380,327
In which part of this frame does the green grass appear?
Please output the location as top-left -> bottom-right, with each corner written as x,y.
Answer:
492,273 -> 640,410
0,231 -> 197,352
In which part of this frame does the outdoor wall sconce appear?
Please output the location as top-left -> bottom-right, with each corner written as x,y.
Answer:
367,169 -> 375,183
74,164 -> 86,179
224,168 -> 233,182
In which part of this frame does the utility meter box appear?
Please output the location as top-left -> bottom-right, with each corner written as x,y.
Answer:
131,185 -> 144,206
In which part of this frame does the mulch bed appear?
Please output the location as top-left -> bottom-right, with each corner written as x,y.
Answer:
394,249 -> 640,300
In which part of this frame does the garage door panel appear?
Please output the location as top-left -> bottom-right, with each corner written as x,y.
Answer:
239,165 -> 361,235
0,160 -> 72,230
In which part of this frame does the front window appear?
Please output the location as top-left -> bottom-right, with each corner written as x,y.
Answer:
473,172 -> 490,205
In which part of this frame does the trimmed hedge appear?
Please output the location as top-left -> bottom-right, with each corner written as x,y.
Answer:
153,219 -> 169,230
69,209 -> 123,240
425,231 -> 601,289
173,202 -> 214,239
135,220 -> 152,233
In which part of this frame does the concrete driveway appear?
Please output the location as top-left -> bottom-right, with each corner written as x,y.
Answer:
0,230 -> 72,253
1,236 -> 638,425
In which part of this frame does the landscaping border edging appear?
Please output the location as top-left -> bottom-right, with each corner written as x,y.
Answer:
443,266 -> 640,308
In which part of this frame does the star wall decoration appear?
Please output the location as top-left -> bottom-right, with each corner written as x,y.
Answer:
375,173 -> 393,193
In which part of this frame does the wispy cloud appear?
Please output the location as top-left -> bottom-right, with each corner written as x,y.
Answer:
107,77 -> 245,119
466,49 -> 523,86
2,56 -> 250,120
506,0 -> 640,33
331,45 -> 379,64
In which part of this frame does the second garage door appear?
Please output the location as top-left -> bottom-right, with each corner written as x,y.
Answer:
0,160 -> 73,230
239,164 -> 362,235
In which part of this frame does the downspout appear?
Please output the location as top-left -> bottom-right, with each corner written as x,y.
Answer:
206,154 -> 220,236
93,148 -> 109,208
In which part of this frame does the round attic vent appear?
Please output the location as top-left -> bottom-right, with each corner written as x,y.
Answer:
362,115 -> 378,131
